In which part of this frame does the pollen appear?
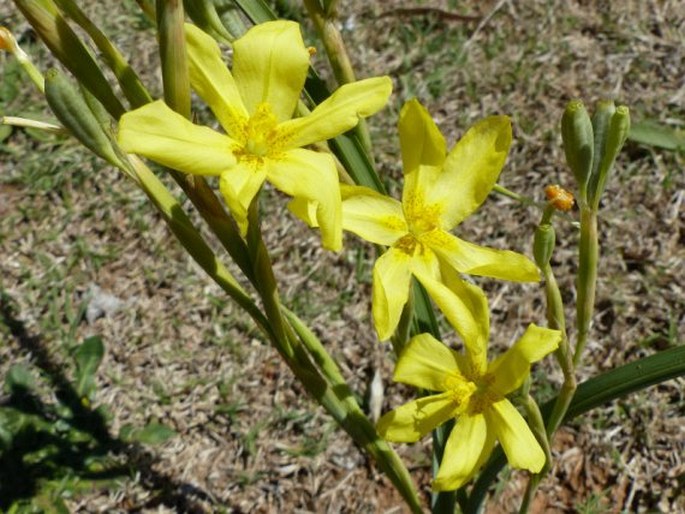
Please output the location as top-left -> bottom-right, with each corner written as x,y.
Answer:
394,234 -> 420,255
444,372 -> 477,411
234,102 -> 291,165
404,192 -> 441,235
467,373 -> 500,415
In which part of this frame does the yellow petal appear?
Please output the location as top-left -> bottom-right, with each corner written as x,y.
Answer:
372,248 -> 413,341
232,21 -> 309,122
266,149 -> 342,251
118,100 -> 236,175
398,98 -> 446,172
393,333 -> 464,391
424,230 -> 540,282
341,185 -> 407,246
184,24 -> 247,136
398,99 -> 446,208
219,163 -> 267,236
414,268 -> 489,373
279,76 -> 392,148
287,197 -> 319,227
488,324 -> 561,395
377,392 -> 458,443
433,413 -> 495,491
436,115 -> 512,228
486,400 -> 546,472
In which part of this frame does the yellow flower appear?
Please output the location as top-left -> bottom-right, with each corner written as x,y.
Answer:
118,21 -> 392,251
340,99 -> 539,340
377,314 -> 561,491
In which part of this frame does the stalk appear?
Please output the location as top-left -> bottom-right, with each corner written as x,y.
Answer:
283,308 -> 423,513
302,0 -> 373,156
156,0 -> 191,118
574,207 -> 598,365
54,0 -> 152,107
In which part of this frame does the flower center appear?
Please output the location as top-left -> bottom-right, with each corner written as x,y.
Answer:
466,373 -> 502,415
234,103 -> 286,165
443,372 -> 477,413
403,190 -> 441,236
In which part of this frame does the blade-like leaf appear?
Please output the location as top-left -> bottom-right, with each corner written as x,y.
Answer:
14,0 -> 125,118
629,120 -> 685,151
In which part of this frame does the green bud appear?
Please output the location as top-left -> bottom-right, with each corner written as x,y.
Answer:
533,224 -> 556,269
183,0 -> 235,43
561,99 -> 594,203
14,0 -> 124,118
45,69 -> 122,167
588,105 -> 630,209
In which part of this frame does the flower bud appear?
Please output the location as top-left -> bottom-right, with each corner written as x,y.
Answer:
534,224 -> 556,269
0,27 -> 18,53
45,69 -> 122,167
561,100 -> 593,203
588,105 -> 630,208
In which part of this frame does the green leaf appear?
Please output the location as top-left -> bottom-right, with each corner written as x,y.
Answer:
0,124 -> 12,143
14,0 -> 125,118
72,336 -> 104,398
119,422 -> 177,445
4,364 -> 36,393
629,120 -> 685,151
232,0 -> 276,23
466,344 -> 685,512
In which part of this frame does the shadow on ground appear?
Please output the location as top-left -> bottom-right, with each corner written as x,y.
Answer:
0,290 -> 216,513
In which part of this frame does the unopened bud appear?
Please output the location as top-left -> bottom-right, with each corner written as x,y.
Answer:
45,69 -> 122,167
588,105 -> 630,208
561,100 -> 593,202
0,27 -> 18,53
534,224 -> 556,269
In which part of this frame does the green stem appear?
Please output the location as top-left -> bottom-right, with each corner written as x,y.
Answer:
518,388 -> 550,514
301,0 -> 373,156
283,309 -> 424,513
574,208 -> 598,365
247,218 -> 423,512
54,0 -> 152,107
13,0 -> 125,118
10,42 -> 46,93
123,156 -> 272,340
542,263 -> 576,437
246,200 -> 293,359
156,0 -> 191,118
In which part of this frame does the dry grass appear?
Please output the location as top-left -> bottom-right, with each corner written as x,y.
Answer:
1,0 -> 683,512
